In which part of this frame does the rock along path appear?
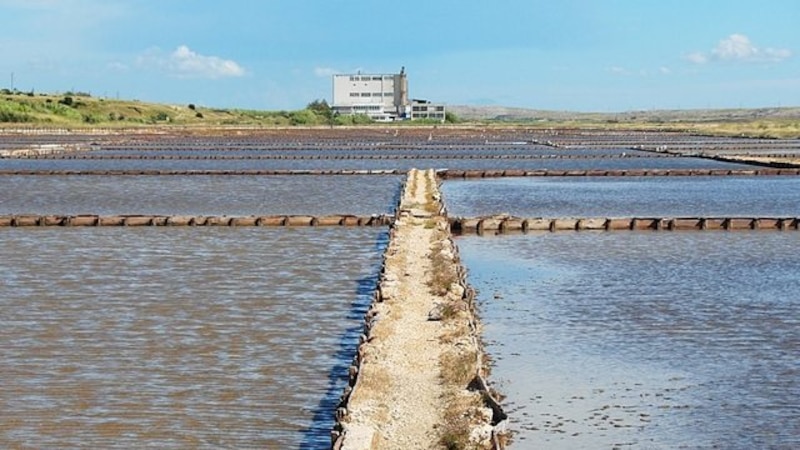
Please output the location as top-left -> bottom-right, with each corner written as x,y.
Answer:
337,168 -> 499,449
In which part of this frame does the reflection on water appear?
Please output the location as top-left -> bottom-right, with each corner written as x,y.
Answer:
443,176 -> 800,217
0,175 -> 402,216
458,232 -> 800,449
0,227 -> 387,449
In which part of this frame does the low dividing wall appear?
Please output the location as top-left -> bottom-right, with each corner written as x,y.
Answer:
0,143 -> 91,158
8,153 -> 678,160
709,155 -> 800,169
0,214 -> 392,227
4,168 -> 800,177
0,169 -> 405,176
450,216 -> 800,234
438,168 -> 800,178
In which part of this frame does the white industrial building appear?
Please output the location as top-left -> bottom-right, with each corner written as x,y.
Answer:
331,68 -> 446,122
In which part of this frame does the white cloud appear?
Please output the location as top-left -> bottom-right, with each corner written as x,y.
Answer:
685,52 -> 708,64
170,46 -> 246,78
688,34 -> 792,64
314,67 -> 339,77
608,66 -> 631,75
138,46 -> 246,79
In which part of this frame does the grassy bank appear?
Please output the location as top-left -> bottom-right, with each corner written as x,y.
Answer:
0,91 -> 369,127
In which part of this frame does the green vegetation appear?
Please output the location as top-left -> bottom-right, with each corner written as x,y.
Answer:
0,90 -> 376,128
445,111 -> 460,123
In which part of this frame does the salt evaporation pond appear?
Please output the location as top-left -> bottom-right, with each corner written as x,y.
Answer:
0,155 -> 756,172
0,227 -> 387,449
458,232 -> 800,449
442,176 -> 800,217
0,175 -> 402,216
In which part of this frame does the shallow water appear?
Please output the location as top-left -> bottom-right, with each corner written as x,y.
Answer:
458,232 -> 800,449
0,175 -> 402,216
443,176 -> 800,217
0,227 -> 387,449
0,155 -> 756,171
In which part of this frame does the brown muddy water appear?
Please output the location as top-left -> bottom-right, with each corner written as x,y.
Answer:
0,227 -> 387,449
0,175 -> 402,216
458,232 -> 800,449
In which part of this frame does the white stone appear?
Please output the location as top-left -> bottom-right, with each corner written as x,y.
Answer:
469,424 -> 493,446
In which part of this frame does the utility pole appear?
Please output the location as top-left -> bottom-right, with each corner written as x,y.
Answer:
10,72 -> 14,91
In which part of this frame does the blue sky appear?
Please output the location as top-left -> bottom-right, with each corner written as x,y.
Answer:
1,0 -> 798,112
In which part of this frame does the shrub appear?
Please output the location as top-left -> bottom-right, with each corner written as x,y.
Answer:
289,109 -> 320,126
150,112 -> 170,122
306,99 -> 332,120
333,113 -> 373,125
0,108 -> 33,122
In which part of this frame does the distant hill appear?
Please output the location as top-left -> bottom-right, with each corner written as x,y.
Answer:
449,105 -> 800,123
1,90 -> 798,138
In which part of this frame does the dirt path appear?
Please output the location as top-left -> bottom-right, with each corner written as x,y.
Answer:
340,169 -> 446,449
335,168 -> 502,450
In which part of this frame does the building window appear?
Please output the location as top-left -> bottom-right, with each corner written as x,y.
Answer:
373,93 -> 382,97
360,93 -> 371,97
350,93 -> 360,97
384,92 -> 393,97
436,106 -> 445,111
372,76 -> 382,81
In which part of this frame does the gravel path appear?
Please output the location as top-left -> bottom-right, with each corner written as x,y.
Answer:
341,169 -> 447,449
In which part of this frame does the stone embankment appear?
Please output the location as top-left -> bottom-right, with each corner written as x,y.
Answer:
0,169 -> 404,176
709,155 -> 800,169
437,168 -> 800,178
333,169 -> 506,449
0,214 -> 391,227
0,143 -> 91,158
450,216 -> 800,234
